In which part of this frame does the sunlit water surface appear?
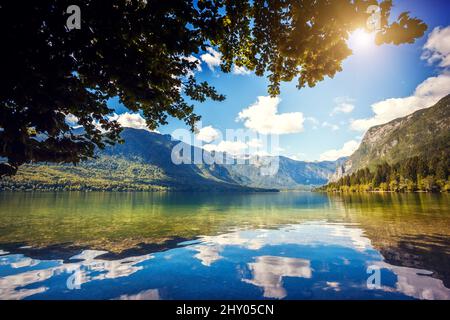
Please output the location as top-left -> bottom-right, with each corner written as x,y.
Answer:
0,192 -> 449,300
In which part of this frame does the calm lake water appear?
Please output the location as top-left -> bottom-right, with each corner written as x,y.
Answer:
0,192 -> 449,300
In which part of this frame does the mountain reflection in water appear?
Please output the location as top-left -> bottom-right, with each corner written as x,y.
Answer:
0,192 -> 449,300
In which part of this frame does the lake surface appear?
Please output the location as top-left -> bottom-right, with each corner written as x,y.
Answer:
0,192 -> 449,300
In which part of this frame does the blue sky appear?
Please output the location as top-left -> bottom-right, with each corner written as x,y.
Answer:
109,0 -> 450,162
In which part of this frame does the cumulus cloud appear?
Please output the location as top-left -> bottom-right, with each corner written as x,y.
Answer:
247,138 -> 263,148
200,47 -> 222,71
203,140 -> 248,155
199,47 -> 251,75
421,26 -> 450,67
237,96 -> 305,135
195,125 -> 220,143
319,140 -> 360,161
203,137 -> 271,156
350,74 -> 450,131
109,112 -> 156,132
197,47 -> 252,75
351,25 -> 450,132
330,97 -> 355,115
232,65 -> 251,75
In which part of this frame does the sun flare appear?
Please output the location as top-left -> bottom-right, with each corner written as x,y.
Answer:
348,29 -> 376,52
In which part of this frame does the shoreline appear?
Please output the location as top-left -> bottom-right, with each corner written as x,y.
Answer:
315,190 -> 448,194
0,188 -> 280,194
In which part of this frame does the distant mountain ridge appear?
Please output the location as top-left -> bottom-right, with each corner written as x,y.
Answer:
224,155 -> 346,189
332,94 -> 450,181
1,128 -> 344,191
99,128 -> 344,189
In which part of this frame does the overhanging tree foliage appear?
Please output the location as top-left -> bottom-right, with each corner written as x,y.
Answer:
0,0 -> 427,176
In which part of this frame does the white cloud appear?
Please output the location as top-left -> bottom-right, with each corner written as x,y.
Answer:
232,65 -> 251,75
322,121 -> 340,131
319,140 -> 360,161
421,26 -> 450,67
109,112 -> 157,132
195,125 -> 219,143
203,140 -> 248,155
237,96 -> 305,135
330,97 -> 355,115
64,112 -> 161,133
202,137 -> 270,157
200,47 -> 222,71
287,153 -> 308,161
350,74 -> 450,131
247,138 -> 263,148
200,48 -> 251,75
198,48 -> 251,75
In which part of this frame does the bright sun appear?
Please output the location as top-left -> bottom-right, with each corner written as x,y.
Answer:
348,29 -> 376,53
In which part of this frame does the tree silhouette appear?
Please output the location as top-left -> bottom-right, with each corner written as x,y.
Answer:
0,0 -> 427,176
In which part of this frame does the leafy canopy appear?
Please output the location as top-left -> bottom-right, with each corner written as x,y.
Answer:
0,0 -> 426,175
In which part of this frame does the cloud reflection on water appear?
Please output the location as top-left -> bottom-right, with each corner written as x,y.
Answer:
0,250 -> 152,300
373,261 -> 450,300
192,222 -> 373,267
191,222 -> 450,300
243,256 -> 312,299
115,288 -> 160,300
0,222 -> 449,300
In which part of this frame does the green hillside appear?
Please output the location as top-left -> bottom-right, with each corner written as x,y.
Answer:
322,94 -> 450,192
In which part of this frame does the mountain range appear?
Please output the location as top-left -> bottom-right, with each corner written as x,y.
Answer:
1,128 -> 344,192
331,94 -> 450,181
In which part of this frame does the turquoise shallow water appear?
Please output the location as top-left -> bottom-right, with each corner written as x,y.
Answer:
0,192 -> 449,300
